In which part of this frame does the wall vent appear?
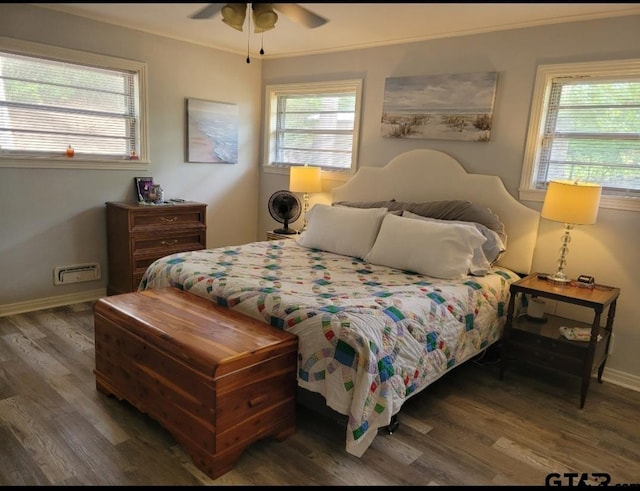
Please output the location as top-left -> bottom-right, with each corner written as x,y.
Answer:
54,262 -> 101,285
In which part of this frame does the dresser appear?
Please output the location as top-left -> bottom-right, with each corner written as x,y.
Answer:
105,201 -> 207,295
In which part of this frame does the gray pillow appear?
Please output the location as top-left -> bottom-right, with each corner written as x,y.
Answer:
333,199 -> 507,245
334,199 -> 405,212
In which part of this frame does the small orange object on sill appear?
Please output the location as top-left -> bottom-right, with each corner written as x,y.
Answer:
66,145 -> 75,158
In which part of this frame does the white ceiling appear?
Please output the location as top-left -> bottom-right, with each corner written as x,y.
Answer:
36,3 -> 640,59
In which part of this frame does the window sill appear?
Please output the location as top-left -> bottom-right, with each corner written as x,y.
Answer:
0,157 -> 150,171
519,188 -> 640,213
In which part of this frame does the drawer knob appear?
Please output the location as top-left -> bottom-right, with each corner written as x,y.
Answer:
161,239 -> 178,246
160,216 -> 178,223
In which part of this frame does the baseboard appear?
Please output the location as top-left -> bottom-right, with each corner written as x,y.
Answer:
602,366 -> 640,393
0,288 -> 107,317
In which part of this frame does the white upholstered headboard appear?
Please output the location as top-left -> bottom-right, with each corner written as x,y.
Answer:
332,149 -> 540,274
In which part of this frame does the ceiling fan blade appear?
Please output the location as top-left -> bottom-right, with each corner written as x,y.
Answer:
272,3 -> 328,28
189,3 -> 224,20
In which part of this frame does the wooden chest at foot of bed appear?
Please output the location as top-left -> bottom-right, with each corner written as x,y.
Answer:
93,287 -> 298,479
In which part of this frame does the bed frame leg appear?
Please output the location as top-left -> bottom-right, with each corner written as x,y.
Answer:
384,414 -> 400,434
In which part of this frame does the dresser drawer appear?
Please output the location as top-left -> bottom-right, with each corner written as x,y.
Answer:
131,208 -> 205,231
132,230 -> 206,255
133,255 -> 164,275
132,246 -> 205,289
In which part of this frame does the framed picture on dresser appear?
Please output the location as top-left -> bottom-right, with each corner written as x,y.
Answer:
134,177 -> 154,203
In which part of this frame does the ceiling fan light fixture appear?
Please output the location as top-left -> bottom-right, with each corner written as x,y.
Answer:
221,3 -> 247,32
252,3 -> 278,33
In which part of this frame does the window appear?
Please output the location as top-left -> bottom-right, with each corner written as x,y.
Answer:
263,79 -> 362,178
521,59 -> 640,212
0,37 -> 148,170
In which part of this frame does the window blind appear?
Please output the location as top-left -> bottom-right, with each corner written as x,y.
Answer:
536,77 -> 640,197
274,90 -> 356,171
0,50 -> 138,160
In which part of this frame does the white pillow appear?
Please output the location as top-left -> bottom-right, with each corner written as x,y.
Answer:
365,213 -> 486,280
402,210 -> 505,273
296,204 -> 388,259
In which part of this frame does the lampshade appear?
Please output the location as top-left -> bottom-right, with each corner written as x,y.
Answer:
221,3 -> 247,31
289,166 -> 322,193
541,180 -> 602,225
252,3 -> 278,33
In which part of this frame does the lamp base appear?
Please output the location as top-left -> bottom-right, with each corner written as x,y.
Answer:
549,223 -> 574,286
548,272 -> 572,286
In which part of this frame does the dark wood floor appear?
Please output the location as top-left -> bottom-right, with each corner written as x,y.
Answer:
1,301 -> 639,486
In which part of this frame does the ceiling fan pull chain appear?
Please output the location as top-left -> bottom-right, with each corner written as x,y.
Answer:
246,24 -> 251,63
244,3 -> 251,64
260,32 -> 265,56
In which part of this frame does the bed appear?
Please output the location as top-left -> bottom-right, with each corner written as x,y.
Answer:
139,148 -> 540,457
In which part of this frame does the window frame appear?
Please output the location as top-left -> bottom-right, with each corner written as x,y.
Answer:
0,36 -> 149,171
520,59 -> 640,212
262,79 -> 363,181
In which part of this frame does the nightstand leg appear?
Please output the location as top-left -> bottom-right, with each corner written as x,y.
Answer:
597,299 -> 617,383
580,310 -> 604,409
499,293 -> 517,381
580,379 -> 590,409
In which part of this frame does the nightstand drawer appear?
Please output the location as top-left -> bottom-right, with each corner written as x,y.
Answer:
509,340 -> 584,375
510,328 -> 586,359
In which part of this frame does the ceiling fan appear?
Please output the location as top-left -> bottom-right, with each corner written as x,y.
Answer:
189,3 -> 328,62
189,3 -> 329,32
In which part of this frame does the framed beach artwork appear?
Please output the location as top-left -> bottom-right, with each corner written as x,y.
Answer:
186,98 -> 238,163
380,71 -> 498,142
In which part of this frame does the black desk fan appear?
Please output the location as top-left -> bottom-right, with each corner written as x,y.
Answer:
268,190 -> 301,234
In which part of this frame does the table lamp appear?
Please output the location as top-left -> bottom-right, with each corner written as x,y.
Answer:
289,165 -> 322,232
541,180 -> 602,285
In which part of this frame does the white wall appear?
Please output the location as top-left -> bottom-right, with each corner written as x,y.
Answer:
1,5 -> 638,387
259,15 -> 640,384
0,4 -> 262,306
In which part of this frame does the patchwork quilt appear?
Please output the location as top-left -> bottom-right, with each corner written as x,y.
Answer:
139,239 -> 518,457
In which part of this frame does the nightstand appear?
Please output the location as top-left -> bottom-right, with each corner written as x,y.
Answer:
499,273 -> 620,408
266,230 -> 299,241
